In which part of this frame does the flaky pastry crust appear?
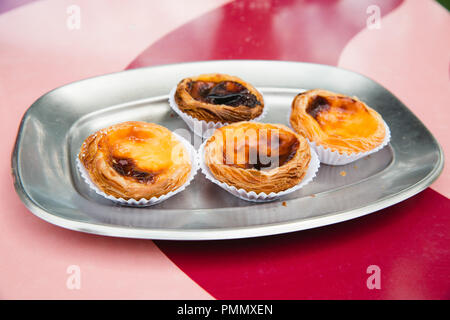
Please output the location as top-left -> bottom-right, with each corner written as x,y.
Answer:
204,122 -> 311,194
174,73 -> 264,123
79,121 -> 191,200
290,89 -> 386,154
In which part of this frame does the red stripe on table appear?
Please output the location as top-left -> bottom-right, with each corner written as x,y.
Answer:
128,0 -> 403,68
156,188 -> 450,299
122,0 -> 450,300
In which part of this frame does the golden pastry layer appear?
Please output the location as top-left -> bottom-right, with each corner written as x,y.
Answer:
174,73 -> 264,123
204,122 -> 311,194
290,89 -> 386,154
79,121 -> 191,200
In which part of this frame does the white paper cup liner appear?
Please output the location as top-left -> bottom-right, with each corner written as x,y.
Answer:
199,139 -> 320,202
168,86 -> 267,138
76,132 -> 199,207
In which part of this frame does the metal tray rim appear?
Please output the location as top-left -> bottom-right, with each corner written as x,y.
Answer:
11,60 -> 445,240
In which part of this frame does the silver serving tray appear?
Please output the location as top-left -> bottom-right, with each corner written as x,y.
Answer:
12,60 -> 444,240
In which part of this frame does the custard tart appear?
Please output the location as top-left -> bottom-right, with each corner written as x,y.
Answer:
78,121 -> 193,201
172,73 -> 264,124
290,89 -> 389,164
202,122 -> 313,195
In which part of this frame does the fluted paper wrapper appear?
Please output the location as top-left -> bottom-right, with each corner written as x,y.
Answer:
77,133 -> 199,207
168,86 -> 267,138
199,139 -> 320,202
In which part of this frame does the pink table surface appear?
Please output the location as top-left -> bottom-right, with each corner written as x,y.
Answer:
0,0 -> 449,299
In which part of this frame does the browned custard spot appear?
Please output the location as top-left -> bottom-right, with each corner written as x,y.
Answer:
306,96 -> 331,120
111,157 -> 155,183
222,127 -> 299,170
189,80 -> 260,108
306,95 -> 379,138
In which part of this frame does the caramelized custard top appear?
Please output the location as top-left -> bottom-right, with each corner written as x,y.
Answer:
221,123 -> 299,170
188,80 -> 260,108
103,126 -> 177,182
306,95 -> 380,139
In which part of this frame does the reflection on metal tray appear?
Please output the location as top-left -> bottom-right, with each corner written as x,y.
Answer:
11,60 -> 444,240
